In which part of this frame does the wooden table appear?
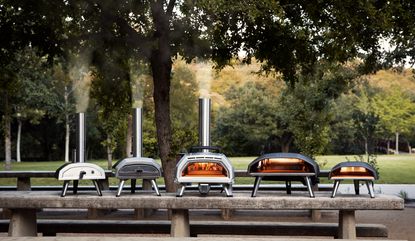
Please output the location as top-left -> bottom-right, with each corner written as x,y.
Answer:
0,191 -> 403,239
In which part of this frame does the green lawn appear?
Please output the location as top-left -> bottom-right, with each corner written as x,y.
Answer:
1,154 -> 414,186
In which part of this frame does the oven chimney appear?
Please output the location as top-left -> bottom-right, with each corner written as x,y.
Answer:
199,98 -> 211,151
76,112 -> 86,163
132,107 -> 143,158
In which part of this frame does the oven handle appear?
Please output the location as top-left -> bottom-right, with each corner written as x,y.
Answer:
189,146 -> 222,152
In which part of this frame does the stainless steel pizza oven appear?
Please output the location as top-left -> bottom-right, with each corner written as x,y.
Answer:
113,108 -> 162,197
329,161 -> 378,198
175,98 -> 234,197
248,153 -> 319,197
55,112 -> 106,197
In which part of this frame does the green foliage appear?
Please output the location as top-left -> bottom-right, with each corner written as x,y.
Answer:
280,63 -> 358,157
372,87 -> 415,138
170,60 -> 199,153
214,80 -> 285,156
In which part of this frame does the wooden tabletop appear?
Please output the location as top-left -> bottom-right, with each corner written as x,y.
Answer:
0,191 -> 403,210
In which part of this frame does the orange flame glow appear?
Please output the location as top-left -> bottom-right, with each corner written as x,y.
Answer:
182,162 -> 227,177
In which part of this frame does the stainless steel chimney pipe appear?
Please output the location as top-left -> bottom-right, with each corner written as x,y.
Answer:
132,108 -> 143,158
76,112 -> 85,163
199,98 -> 211,151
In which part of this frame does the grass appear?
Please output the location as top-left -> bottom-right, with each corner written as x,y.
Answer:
1,154 -> 414,186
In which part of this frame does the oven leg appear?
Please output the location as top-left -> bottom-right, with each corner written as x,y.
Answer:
151,179 -> 161,196
131,179 -> 136,194
223,184 -> 233,197
331,180 -> 341,198
304,177 -> 314,198
286,181 -> 292,194
366,181 -> 375,198
61,181 -> 70,197
177,185 -> 186,197
93,180 -> 102,196
73,180 -> 79,194
116,180 -> 125,197
354,180 -> 360,195
251,176 -> 262,197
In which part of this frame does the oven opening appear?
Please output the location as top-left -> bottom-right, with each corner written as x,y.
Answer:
182,162 -> 228,177
332,166 -> 372,178
253,158 -> 310,173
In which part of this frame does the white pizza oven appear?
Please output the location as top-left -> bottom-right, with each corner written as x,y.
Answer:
55,113 -> 106,197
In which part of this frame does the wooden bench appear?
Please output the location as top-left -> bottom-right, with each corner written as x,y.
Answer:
0,237 -> 407,241
0,191 -> 403,239
0,219 -> 389,238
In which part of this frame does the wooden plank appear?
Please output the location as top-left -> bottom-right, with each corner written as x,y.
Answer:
0,219 -> 389,237
0,237 -> 407,241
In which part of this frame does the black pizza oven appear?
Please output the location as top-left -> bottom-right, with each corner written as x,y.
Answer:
113,107 -> 162,197
329,161 -> 378,198
248,153 -> 320,197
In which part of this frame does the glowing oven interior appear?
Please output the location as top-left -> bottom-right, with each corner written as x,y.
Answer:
331,166 -> 373,179
182,162 -> 228,177
252,158 -> 310,173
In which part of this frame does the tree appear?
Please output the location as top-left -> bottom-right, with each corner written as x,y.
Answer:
351,83 -> 381,155
12,47 -> 55,162
214,80 -> 290,155
1,0 -> 65,168
279,63 -> 357,157
372,87 -> 415,154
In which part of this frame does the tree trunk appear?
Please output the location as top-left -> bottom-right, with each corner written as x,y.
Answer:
395,132 -> 399,155
65,116 -> 70,162
107,136 -> 113,170
4,92 -> 12,170
407,141 -> 412,154
280,133 -> 293,153
126,114 -> 133,157
150,0 -> 176,192
16,119 -> 22,162
364,138 -> 368,155
386,139 -> 390,154
64,90 -> 70,163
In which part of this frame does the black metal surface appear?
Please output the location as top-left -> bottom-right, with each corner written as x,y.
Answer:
329,161 -> 378,179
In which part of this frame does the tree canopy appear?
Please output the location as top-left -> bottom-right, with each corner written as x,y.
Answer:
2,0 -> 415,187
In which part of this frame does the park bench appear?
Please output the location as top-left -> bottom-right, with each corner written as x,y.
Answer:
0,191 -> 404,239
0,219 -> 390,238
0,237 -> 407,241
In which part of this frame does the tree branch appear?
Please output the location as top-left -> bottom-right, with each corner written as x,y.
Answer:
166,0 -> 176,16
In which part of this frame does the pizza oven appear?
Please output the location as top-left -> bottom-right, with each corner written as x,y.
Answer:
329,161 -> 378,198
248,153 -> 320,197
113,107 -> 162,197
175,98 -> 234,197
55,112 -> 106,197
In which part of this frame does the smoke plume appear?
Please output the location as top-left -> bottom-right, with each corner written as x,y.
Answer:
129,60 -> 146,108
195,62 -> 212,98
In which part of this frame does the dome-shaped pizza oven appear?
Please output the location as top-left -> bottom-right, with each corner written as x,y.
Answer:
174,98 -> 234,197
247,153 -> 320,198
329,161 -> 378,198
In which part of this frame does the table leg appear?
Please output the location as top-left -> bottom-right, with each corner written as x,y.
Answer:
8,209 -> 37,236
338,210 -> 356,239
135,179 -> 154,219
17,177 -> 31,191
171,209 -> 190,237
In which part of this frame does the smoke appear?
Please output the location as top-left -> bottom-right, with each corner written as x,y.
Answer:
195,62 -> 212,98
129,60 -> 146,108
70,54 -> 92,113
